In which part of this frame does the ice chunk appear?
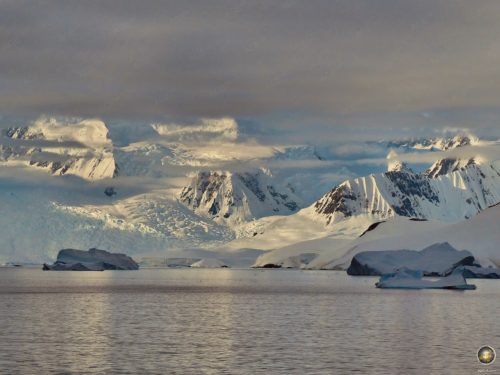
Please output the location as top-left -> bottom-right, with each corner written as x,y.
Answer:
43,248 -> 139,271
375,268 -> 476,289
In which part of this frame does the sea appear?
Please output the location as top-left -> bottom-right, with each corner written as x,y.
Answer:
0,268 -> 499,374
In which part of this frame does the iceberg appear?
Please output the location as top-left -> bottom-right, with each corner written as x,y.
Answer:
43,248 -> 139,271
375,268 -> 476,290
347,242 -> 477,276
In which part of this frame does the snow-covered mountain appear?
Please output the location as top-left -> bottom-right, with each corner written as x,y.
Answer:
1,117 -> 116,180
424,157 -> 478,178
385,135 -> 480,151
254,203 -> 500,269
0,115 -> 498,266
310,202 -> 500,270
313,159 -> 500,225
179,169 -> 301,224
270,145 -> 324,161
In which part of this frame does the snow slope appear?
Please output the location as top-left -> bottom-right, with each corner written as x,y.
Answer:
1,117 -> 116,180
0,172 -> 235,264
310,203 -> 500,269
190,258 -> 228,268
253,217 -> 447,267
313,160 -> 500,225
255,203 -> 500,269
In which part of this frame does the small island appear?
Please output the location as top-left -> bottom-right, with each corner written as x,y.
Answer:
43,248 -> 139,271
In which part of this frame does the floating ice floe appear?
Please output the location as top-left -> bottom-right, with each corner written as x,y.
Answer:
375,268 -> 476,290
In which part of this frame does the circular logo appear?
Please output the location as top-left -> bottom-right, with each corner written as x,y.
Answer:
478,346 -> 496,365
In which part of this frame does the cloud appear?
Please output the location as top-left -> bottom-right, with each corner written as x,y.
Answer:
375,143 -> 500,169
2,0 -> 500,133
329,142 -> 386,158
152,118 -> 238,143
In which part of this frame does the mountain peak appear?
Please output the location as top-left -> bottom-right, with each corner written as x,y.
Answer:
1,117 -> 115,180
179,169 -> 300,224
387,160 -> 413,173
386,134 -> 480,151
313,158 -> 499,226
424,157 -> 480,178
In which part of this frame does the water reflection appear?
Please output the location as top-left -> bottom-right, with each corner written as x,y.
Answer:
0,268 -> 499,374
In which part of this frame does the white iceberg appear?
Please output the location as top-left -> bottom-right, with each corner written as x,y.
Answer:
375,268 -> 476,290
190,258 -> 229,268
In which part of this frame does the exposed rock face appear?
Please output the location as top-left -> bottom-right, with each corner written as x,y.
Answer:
437,135 -> 478,150
424,158 -> 479,178
179,170 -> 300,224
346,242 -> 478,276
385,135 -> 479,151
313,160 -> 500,225
387,160 -> 412,173
2,118 -> 116,180
43,248 -> 139,271
359,221 -> 386,237
259,263 -> 282,269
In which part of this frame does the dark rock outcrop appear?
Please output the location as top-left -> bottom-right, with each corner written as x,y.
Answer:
259,263 -> 282,269
347,242 -> 479,276
43,248 -> 139,271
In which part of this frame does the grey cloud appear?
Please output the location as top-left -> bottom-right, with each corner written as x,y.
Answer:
2,0 -> 500,126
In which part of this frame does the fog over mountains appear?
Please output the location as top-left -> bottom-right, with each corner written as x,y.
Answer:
0,116 -> 498,266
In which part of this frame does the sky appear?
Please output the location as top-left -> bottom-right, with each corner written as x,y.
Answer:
1,1 -> 500,140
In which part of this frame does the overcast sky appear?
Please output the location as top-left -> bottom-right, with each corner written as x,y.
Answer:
1,1 -> 500,139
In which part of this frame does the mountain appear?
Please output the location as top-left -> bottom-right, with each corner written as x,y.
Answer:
309,202 -> 500,270
253,203 -> 500,269
385,135 -> 480,151
1,117 -> 116,180
236,153 -> 499,256
424,157 -> 478,178
179,169 -> 301,225
313,159 -> 500,225
270,145 -> 324,161
387,160 -> 412,173
0,116 -> 498,266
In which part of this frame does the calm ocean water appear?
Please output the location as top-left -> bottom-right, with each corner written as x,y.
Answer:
0,268 -> 499,374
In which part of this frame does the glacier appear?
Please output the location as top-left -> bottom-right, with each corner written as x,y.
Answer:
0,116 -> 498,266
